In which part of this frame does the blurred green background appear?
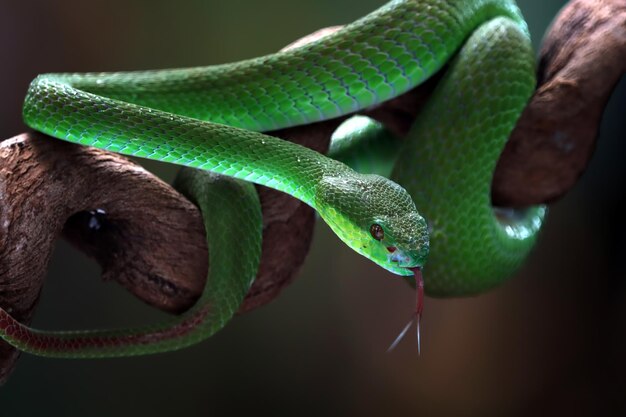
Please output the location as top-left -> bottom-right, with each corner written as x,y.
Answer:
1,0 -> 625,416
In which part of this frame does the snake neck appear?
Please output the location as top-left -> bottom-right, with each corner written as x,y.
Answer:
23,75 -> 353,208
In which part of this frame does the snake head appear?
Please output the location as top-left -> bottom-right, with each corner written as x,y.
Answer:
315,171 -> 429,276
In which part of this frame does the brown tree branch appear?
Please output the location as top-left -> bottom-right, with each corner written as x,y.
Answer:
0,0 -> 624,382
493,0 -> 626,205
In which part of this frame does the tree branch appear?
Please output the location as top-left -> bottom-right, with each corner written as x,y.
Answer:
493,0 -> 626,205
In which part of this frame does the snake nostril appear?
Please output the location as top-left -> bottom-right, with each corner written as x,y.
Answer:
387,246 -> 397,253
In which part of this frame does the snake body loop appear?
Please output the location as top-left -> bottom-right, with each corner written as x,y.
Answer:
0,0 -> 544,357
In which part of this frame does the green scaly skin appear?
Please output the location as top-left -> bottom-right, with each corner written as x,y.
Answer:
393,17 -> 545,295
0,0 -> 544,357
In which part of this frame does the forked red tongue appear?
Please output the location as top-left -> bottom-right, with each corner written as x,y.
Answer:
412,267 -> 424,355
412,267 -> 424,317
387,267 -> 424,354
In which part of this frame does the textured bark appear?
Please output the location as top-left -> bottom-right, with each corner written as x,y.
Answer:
0,134 -> 210,381
0,0 -> 624,382
493,0 -> 626,205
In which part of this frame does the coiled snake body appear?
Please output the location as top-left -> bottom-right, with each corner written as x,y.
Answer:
0,0 -> 544,357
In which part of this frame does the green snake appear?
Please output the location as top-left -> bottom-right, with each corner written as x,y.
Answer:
0,0 -> 545,357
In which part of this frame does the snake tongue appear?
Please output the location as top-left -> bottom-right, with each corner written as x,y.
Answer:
387,267 -> 424,354
411,267 -> 424,355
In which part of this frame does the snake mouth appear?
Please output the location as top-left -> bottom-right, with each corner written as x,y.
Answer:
388,249 -> 412,266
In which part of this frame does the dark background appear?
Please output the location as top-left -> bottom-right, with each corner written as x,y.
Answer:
1,0 -> 626,416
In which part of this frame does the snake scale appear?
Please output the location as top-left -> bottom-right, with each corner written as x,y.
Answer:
0,0 -> 545,357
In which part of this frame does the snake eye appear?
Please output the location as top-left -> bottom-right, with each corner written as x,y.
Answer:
370,224 -> 384,241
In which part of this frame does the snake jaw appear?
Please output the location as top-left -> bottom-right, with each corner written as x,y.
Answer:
386,246 -> 424,272
388,250 -> 410,265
